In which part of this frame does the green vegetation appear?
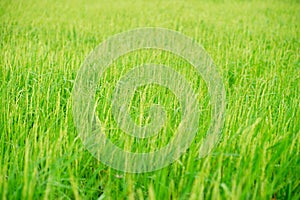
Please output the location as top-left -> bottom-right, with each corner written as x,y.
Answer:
1,0 -> 299,199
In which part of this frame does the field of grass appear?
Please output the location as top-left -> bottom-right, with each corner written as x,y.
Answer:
1,0 -> 299,199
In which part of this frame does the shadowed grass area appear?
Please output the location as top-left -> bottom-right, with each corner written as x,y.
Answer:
0,0 -> 299,199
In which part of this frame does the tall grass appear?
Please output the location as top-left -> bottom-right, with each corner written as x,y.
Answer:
1,0 -> 299,199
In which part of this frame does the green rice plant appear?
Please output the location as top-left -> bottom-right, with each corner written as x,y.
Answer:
0,0 -> 299,199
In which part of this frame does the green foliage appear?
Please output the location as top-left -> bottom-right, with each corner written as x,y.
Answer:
0,0 -> 299,199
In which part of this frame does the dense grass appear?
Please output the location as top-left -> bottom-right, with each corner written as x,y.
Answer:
1,0 -> 299,199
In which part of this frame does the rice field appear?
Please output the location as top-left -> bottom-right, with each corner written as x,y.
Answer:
0,0 -> 299,199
